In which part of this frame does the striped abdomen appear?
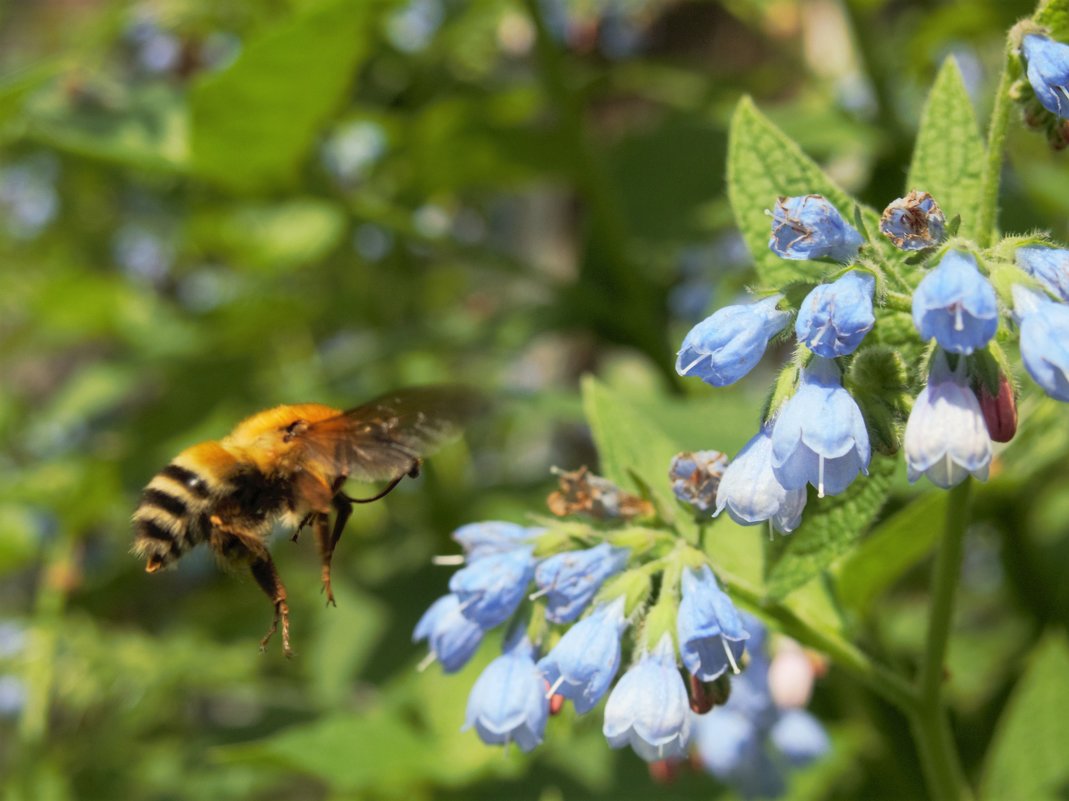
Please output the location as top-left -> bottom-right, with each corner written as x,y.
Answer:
132,442 -> 233,572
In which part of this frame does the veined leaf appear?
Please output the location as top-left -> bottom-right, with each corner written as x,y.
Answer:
726,97 -> 888,289
906,57 -> 985,241
763,456 -> 896,600
1035,0 -> 1069,41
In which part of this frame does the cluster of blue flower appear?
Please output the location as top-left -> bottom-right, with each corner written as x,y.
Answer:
676,189 -> 1069,533
413,519 -> 828,791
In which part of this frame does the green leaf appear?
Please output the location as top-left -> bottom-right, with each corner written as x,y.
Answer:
0,63 -> 58,138
26,83 -> 188,171
190,0 -> 371,191
580,375 -> 683,523
834,490 -> 946,613
216,709 -> 431,792
906,57 -> 985,241
190,198 -> 347,270
764,456 -> 895,600
981,634 -> 1069,801
726,97 -> 880,288
1035,0 -> 1069,41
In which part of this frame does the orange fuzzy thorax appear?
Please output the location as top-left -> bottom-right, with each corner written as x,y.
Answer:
221,404 -> 342,475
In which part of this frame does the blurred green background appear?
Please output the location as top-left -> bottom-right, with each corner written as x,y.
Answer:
3,0 -> 1069,799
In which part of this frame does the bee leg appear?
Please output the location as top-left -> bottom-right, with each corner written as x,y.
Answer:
249,553 -> 293,658
292,513 -> 313,543
312,512 -> 337,607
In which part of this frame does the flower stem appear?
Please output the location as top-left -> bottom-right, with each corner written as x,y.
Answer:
910,478 -> 974,801
977,40 -> 1016,248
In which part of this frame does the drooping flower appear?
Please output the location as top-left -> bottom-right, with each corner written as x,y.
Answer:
1016,246 -> 1069,302
676,565 -> 748,682
879,191 -> 946,250
768,195 -> 863,262
603,634 -> 691,762
451,521 -> 535,561
412,593 -> 485,673
1021,34 -> 1069,119
534,543 -> 630,624
912,250 -> 998,355
676,296 -> 790,387
537,597 -> 627,714
715,428 -> 807,533
794,270 -> 876,358
771,357 -> 871,498
449,546 -> 536,628
669,450 -> 729,514
691,615 -> 830,800
903,351 -> 991,488
1013,285 -> 1069,401
463,637 -> 548,752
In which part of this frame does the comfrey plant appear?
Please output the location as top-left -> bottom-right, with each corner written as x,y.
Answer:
418,4 -> 1069,799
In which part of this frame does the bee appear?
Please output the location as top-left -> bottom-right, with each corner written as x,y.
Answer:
132,386 -> 482,656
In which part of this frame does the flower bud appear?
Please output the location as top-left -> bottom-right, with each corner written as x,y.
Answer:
1016,245 -> 1069,302
795,270 -> 876,358
676,296 -> 789,387
912,250 -> 998,355
879,190 -> 946,250
976,373 -> 1018,443
768,195 -> 863,262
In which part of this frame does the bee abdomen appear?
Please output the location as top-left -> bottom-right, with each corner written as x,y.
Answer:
132,464 -> 214,571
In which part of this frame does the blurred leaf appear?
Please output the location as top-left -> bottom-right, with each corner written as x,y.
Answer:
190,198 -> 346,270
0,504 -> 40,573
607,113 -> 725,242
306,580 -> 390,709
834,490 -> 945,613
0,63 -> 59,138
217,708 -> 431,792
190,0 -> 371,191
26,83 -> 188,170
580,375 -> 682,524
981,633 -> 1069,801
726,97 -> 882,288
763,457 -> 896,600
906,57 -> 985,240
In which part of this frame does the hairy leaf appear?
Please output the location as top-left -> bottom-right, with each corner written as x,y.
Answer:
906,58 -> 985,241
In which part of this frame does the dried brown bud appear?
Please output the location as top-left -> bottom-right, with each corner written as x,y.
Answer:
546,466 -> 654,521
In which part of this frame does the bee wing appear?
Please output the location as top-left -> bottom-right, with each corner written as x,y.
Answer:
298,386 -> 485,483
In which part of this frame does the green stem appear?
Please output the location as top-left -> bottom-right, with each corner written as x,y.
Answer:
724,581 -> 917,712
911,478 -> 974,801
977,42 -> 1015,248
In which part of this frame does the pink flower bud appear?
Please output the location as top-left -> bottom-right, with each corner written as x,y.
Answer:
977,374 -> 1018,443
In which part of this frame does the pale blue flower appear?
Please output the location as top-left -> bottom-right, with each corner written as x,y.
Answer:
1022,34 -> 1069,118
412,593 -> 485,673
768,195 -> 863,262
449,546 -> 535,628
463,637 -> 548,752
715,428 -> 807,533
879,191 -> 946,251
677,565 -> 748,681
1016,246 -> 1069,302
771,357 -> 870,498
603,634 -> 691,762
451,521 -> 535,561
537,597 -> 627,714
903,352 -> 991,487
771,710 -> 831,768
912,250 -> 998,355
795,270 -> 875,358
676,296 -> 790,387
1013,285 -> 1069,401
534,543 -> 630,624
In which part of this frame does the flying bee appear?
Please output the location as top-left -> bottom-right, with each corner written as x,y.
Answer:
132,386 -> 483,657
